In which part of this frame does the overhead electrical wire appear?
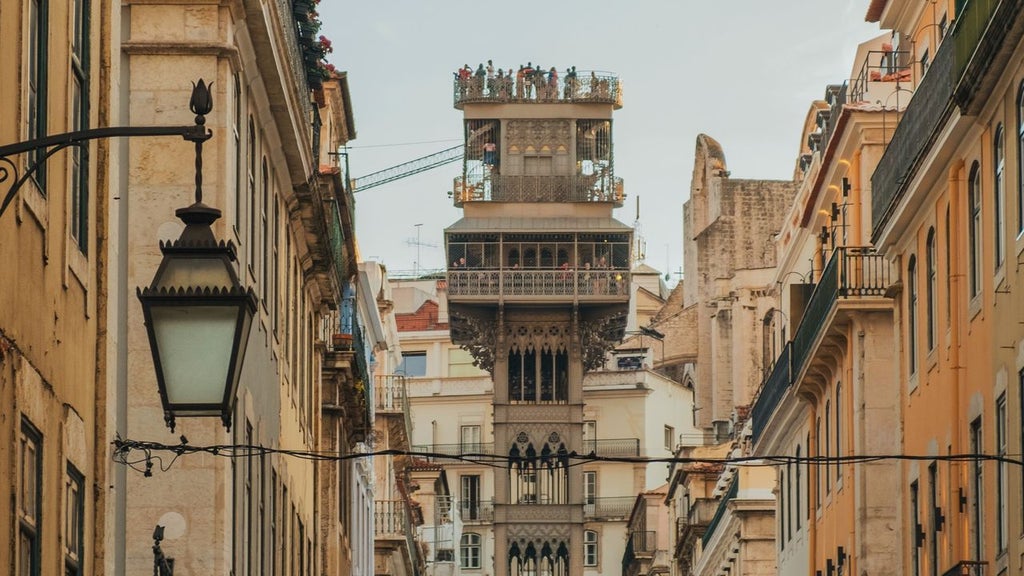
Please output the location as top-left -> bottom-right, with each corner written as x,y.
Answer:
111,436 -> 1024,478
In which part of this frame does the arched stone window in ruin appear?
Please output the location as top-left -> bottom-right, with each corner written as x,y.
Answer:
508,432 -> 569,504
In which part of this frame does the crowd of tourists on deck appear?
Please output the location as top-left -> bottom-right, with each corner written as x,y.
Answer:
454,61 -> 611,101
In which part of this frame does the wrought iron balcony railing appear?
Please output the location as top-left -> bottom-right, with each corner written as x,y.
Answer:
453,70 -> 622,107
871,30 -> 954,237
941,560 -> 987,576
848,50 -> 912,103
751,343 -> 792,444
626,530 -> 658,554
873,0 -> 1022,238
447,269 -> 630,300
453,174 -> 624,206
412,442 -> 496,462
751,247 -> 892,444
583,496 -> 636,519
460,499 -> 495,523
701,477 -> 738,547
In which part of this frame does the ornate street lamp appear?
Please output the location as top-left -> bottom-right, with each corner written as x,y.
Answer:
137,80 -> 257,432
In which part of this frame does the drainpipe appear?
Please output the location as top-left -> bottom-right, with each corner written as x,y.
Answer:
946,160 -> 965,567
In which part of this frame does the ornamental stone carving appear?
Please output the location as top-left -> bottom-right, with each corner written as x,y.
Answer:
505,322 -> 571,354
506,120 -> 572,152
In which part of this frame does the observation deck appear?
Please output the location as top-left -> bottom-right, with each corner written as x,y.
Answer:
453,174 -> 624,207
453,68 -> 622,109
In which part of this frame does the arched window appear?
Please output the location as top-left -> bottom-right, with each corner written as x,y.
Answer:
815,417 -> 822,508
785,460 -> 792,540
968,161 -> 982,298
994,124 -> 1006,267
583,531 -> 598,566
835,383 -> 842,482
825,401 -> 831,492
945,206 -> 951,328
926,228 -> 937,351
461,533 -> 481,569
795,444 -> 802,530
1017,82 -> 1024,234
779,469 -> 786,550
908,255 -> 918,375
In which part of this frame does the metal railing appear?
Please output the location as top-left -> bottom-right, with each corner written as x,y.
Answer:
941,560 -> 987,576
701,477 -> 738,547
453,71 -> 622,107
627,530 -> 658,554
751,343 -> 792,444
871,28 -> 955,238
849,50 -> 913,102
583,496 -> 635,519
460,499 -> 494,523
752,248 -> 891,443
582,438 -> 640,457
447,269 -> 630,299
412,443 -> 496,461
453,174 -> 624,206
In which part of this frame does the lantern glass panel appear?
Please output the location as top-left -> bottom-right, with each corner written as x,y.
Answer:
157,257 -> 234,288
151,305 -> 238,405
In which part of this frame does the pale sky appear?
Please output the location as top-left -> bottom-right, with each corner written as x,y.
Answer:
318,1 -> 882,280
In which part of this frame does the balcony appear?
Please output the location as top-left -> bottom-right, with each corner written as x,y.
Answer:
412,442 -> 496,463
626,531 -> 658,555
447,269 -> 630,302
584,496 -> 635,519
751,247 -> 893,444
674,499 -> 718,558
701,477 -> 738,547
872,0 -> 1024,239
460,499 -> 495,523
942,560 -> 987,576
453,174 -> 624,207
375,375 -> 412,451
375,499 -> 422,576
583,437 -> 640,457
453,70 -> 622,108
848,50 -> 912,103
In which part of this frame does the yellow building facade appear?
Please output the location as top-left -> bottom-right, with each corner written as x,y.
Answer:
868,1 -> 1024,574
0,0 -> 111,574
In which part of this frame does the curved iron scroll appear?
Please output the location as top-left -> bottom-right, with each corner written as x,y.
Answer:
0,80 -> 213,221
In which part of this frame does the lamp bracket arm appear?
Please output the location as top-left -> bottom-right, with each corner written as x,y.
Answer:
0,124 -> 211,220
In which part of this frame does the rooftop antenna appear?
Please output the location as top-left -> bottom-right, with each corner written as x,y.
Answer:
632,196 -> 646,266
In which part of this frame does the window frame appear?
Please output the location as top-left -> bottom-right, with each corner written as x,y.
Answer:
970,417 -> 984,560
64,463 -> 85,576
398,351 -> 427,377
583,529 -> 598,567
19,419 -> 43,576
996,394 -> 1007,553
968,161 -> 982,299
926,229 -> 937,351
69,0 -> 90,254
460,533 -> 482,569
27,0 -> 49,193
908,255 -> 919,376
1017,82 -> 1024,236
994,124 -> 1005,268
